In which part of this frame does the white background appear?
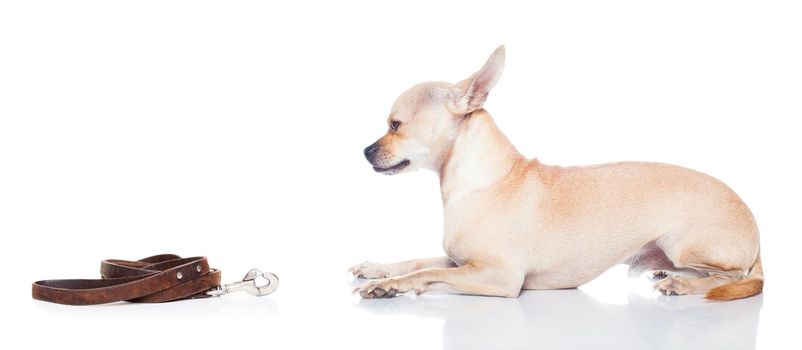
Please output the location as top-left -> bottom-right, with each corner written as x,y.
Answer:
1,1 -> 800,349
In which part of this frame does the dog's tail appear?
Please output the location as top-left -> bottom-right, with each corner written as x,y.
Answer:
706,250 -> 764,301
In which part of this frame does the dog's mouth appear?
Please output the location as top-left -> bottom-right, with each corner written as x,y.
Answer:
373,159 -> 411,174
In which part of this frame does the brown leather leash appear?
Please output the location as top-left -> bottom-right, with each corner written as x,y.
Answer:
32,254 -> 278,305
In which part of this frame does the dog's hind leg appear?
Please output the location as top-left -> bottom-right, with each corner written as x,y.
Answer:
653,269 -> 746,296
654,235 -> 761,299
650,194 -> 762,300
355,262 -> 525,298
349,257 -> 456,279
653,209 -> 762,300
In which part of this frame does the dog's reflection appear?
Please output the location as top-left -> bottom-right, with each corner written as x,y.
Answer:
356,289 -> 762,350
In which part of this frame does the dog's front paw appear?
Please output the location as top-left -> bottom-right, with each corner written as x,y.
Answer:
354,279 -> 401,299
349,261 -> 391,279
654,275 -> 693,296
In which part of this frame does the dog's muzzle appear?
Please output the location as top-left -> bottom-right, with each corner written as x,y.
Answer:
364,141 -> 410,174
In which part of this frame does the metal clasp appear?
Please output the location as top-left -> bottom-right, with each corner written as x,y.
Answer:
207,268 -> 279,297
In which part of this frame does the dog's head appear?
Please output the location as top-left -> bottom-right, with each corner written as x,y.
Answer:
364,46 -> 506,175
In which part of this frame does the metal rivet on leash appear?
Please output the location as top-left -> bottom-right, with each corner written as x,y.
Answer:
206,268 -> 279,297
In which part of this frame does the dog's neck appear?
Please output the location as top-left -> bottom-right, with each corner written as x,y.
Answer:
438,109 -> 524,204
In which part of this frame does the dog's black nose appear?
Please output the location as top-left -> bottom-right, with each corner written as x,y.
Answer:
364,142 -> 379,160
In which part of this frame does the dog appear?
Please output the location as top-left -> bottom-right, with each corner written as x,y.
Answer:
351,46 -> 762,301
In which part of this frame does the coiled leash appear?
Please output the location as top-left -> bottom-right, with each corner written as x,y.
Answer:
31,254 -> 278,305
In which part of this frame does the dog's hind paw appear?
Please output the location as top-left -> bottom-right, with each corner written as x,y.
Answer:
654,275 -> 692,296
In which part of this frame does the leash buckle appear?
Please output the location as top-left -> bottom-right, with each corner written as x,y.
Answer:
207,268 -> 279,297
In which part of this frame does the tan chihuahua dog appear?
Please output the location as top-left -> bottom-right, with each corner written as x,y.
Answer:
351,46 -> 762,301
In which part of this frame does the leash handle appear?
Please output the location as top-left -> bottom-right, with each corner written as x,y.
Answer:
32,255 -> 279,305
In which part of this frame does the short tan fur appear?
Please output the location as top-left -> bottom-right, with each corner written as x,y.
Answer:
353,46 -> 762,301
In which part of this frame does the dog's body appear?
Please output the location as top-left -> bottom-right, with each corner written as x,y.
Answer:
352,46 -> 763,300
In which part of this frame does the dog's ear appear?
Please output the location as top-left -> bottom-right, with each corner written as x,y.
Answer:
451,45 -> 505,114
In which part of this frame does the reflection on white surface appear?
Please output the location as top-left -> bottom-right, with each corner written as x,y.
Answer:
31,294 -> 279,320
356,289 -> 762,350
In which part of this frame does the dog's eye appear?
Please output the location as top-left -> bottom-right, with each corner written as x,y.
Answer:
390,120 -> 401,132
